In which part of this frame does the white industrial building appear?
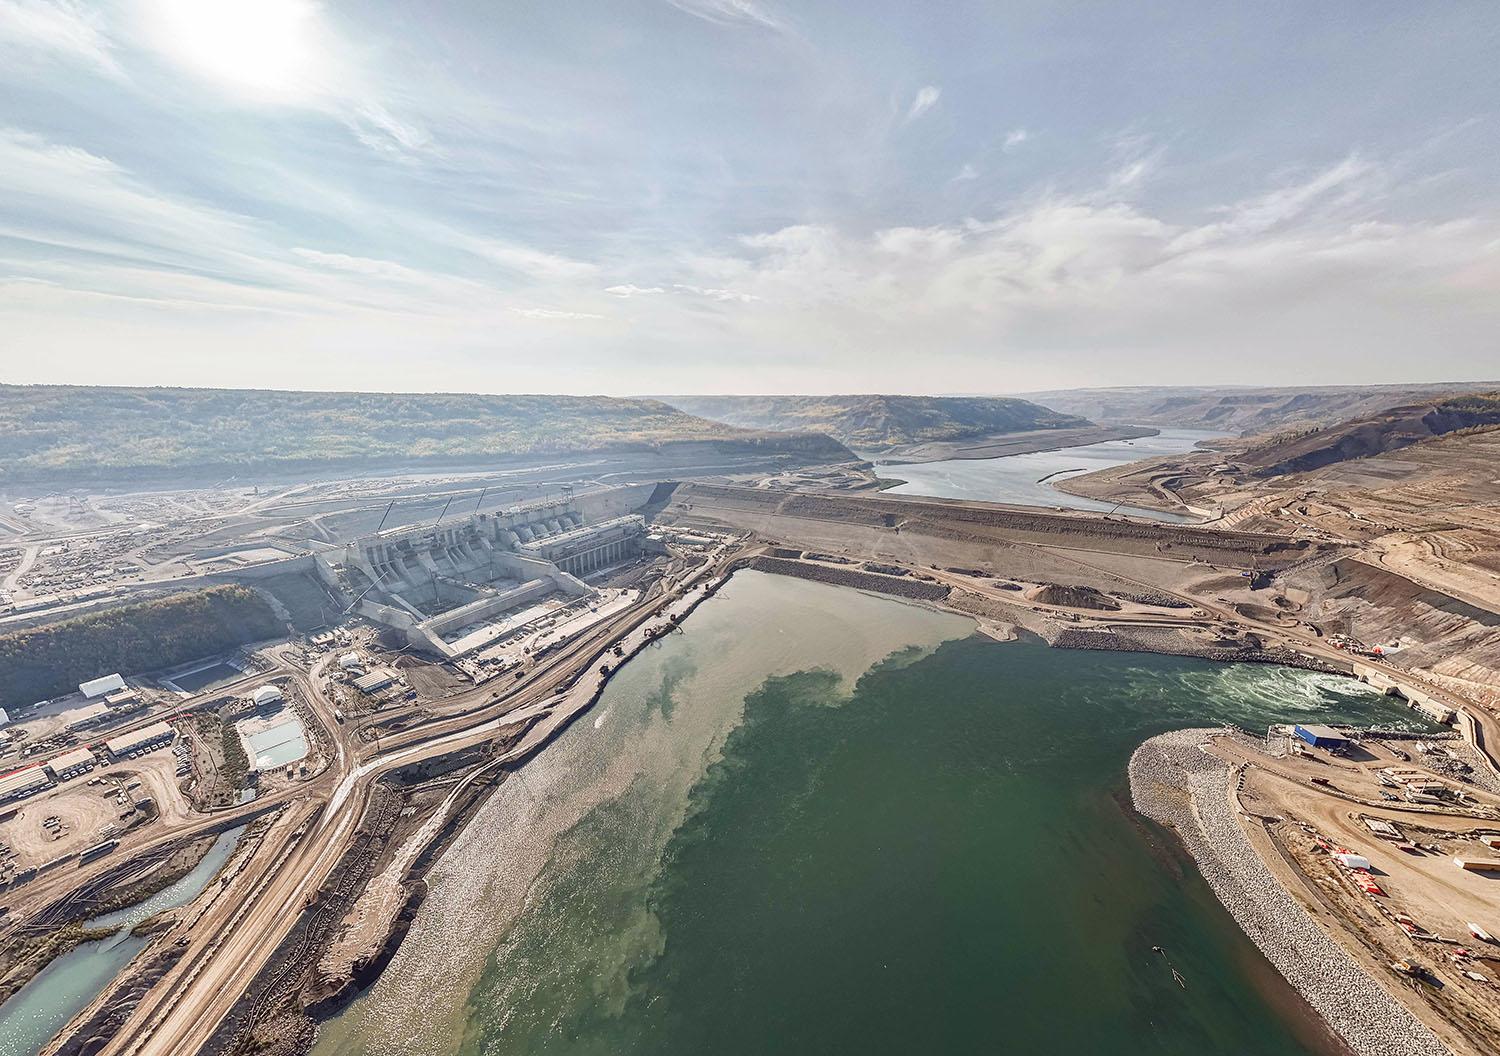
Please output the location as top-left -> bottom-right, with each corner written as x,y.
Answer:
105,722 -> 176,758
337,486 -> 655,659
79,673 -> 127,699
352,668 -> 397,694
0,766 -> 52,804
252,685 -> 284,707
45,747 -> 97,780
517,515 -> 646,577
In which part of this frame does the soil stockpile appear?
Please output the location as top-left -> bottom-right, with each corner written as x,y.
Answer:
748,557 -> 949,601
1029,583 -> 1120,610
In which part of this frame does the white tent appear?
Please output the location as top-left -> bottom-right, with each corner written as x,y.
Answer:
79,673 -> 126,698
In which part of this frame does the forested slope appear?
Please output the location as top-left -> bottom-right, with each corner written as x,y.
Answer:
0,586 -> 283,707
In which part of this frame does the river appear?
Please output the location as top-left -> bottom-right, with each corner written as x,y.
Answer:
879,428 -> 1225,521
313,570 -> 1422,1056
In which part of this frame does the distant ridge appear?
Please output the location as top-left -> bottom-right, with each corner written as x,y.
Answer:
1019,382 -> 1500,436
0,385 -> 854,483
661,394 -> 1088,449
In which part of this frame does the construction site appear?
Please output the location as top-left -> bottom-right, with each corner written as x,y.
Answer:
336,490 -> 651,658
1135,720 -> 1500,1056
1,426 -> 1498,1056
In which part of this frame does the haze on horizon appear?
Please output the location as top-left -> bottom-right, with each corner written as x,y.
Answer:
2,1 -> 1498,396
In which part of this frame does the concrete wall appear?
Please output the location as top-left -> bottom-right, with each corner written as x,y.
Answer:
1352,663 -> 1458,724
423,578 -> 556,638
574,482 -> 658,522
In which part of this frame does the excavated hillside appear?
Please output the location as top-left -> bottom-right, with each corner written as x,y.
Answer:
1290,558 -> 1500,706
1240,393 -> 1500,478
662,394 -> 1088,449
1023,382 -> 1497,435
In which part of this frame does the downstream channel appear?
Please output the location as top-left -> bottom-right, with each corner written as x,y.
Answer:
879,427 -> 1224,520
314,570 -> 1423,1056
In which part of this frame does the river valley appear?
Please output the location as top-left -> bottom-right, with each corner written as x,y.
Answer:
880,428 -> 1224,520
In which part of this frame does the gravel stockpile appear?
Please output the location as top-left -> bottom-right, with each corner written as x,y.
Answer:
1108,589 -> 1191,608
1130,729 -> 1454,1056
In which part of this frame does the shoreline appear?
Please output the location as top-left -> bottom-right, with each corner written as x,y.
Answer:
204,560 -> 745,1052
25,550 -> 1463,1055
0,831 -> 224,1009
308,568 -> 1439,1056
869,424 -> 1159,465
301,566 -> 1384,1054
1129,728 -> 1453,1056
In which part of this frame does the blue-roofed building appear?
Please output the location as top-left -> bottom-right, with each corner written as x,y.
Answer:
1294,724 -> 1349,751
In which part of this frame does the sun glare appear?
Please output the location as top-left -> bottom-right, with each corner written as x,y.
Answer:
152,0 -> 321,101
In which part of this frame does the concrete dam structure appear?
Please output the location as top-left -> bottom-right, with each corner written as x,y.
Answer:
340,490 -> 649,658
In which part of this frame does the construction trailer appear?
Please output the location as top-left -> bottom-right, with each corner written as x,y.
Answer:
104,688 -> 142,709
1454,857 -> 1500,873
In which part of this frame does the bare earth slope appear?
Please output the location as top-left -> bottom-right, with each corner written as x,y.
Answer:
661,394 -> 1088,449
1049,400 -> 1500,699
1022,382 -> 1499,436
1239,393 -> 1500,477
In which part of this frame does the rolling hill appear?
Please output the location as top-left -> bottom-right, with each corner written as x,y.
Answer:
661,395 -> 1088,449
0,385 -> 854,483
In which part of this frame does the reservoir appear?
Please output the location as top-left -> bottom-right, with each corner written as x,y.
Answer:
314,570 -> 1421,1056
880,428 -> 1224,520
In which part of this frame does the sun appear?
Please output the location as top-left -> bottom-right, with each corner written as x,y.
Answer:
151,0 -> 321,101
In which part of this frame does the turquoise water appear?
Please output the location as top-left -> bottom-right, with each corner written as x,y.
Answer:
881,428 -> 1223,521
243,714 -> 309,769
314,571 -> 1421,1056
0,826 -> 243,1056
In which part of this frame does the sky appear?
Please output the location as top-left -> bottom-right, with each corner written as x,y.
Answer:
1,0 -> 1498,396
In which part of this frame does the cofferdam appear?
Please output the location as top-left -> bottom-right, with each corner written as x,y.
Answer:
313,570 -> 1424,1056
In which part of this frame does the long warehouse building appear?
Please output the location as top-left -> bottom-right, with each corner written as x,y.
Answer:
0,766 -> 52,804
104,722 -> 176,758
45,747 -> 98,780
